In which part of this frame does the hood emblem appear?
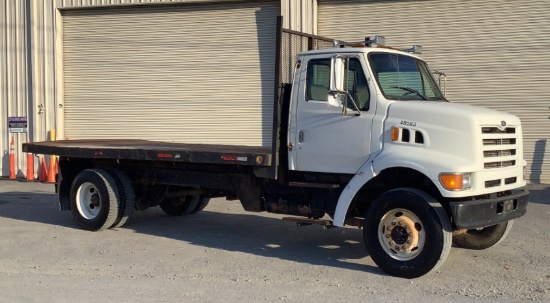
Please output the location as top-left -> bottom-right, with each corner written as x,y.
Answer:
497,120 -> 508,131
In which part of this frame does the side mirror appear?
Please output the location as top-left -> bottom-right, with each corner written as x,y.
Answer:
327,90 -> 343,108
330,56 -> 345,92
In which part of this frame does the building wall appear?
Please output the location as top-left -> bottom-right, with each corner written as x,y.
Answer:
2,0 -> 548,183
1,0 -> 31,178
281,0 -> 316,34
0,0 -> 315,178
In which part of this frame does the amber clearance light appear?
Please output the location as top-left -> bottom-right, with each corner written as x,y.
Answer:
391,127 -> 400,141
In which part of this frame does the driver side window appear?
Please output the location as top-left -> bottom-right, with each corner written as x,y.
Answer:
305,57 -> 370,111
306,58 -> 331,101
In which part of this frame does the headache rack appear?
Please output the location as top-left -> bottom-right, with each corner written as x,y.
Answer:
334,35 -> 423,54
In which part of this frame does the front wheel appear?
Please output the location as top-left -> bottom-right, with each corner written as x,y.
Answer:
452,221 -> 513,250
363,188 -> 452,279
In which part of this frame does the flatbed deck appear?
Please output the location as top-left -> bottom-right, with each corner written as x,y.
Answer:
23,139 -> 272,167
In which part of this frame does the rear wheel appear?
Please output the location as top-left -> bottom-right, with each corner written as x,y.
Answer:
363,188 -> 452,279
453,221 -> 513,250
107,169 -> 135,228
70,169 -> 119,231
191,197 -> 210,213
159,195 -> 200,216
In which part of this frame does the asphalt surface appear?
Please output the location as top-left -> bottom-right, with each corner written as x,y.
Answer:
0,179 -> 548,302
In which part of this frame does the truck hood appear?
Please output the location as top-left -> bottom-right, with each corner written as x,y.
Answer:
388,101 -> 521,128
381,100 -> 523,174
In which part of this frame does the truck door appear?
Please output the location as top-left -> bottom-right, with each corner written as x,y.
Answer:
291,54 -> 375,174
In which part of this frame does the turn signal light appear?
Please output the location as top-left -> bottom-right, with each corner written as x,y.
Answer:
439,174 -> 464,190
439,173 -> 473,191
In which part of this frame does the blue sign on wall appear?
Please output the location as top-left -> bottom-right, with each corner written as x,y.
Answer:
8,116 -> 27,133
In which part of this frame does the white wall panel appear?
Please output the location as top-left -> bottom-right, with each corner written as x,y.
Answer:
281,0 -> 316,34
0,0 -> 32,178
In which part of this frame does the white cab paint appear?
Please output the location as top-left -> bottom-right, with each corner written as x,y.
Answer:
290,53 -> 376,174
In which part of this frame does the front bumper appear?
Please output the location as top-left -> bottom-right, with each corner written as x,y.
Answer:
449,189 -> 529,229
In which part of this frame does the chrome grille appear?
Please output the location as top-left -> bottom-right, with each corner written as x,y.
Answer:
481,126 -> 519,188
484,160 -> 516,169
483,149 -> 515,157
481,127 -> 516,134
483,138 -> 516,145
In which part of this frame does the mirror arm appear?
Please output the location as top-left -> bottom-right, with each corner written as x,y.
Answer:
327,90 -> 361,115
342,91 -> 362,116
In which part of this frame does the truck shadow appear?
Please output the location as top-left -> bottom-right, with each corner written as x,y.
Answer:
130,208 -> 380,274
526,184 -> 550,205
0,190 -> 382,276
0,189 -> 73,228
132,207 -> 380,274
529,139 -> 547,183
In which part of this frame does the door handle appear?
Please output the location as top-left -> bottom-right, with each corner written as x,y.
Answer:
298,130 -> 304,143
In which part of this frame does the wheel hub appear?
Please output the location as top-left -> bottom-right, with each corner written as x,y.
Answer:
379,208 -> 425,261
390,226 -> 408,245
384,215 -> 419,252
90,193 -> 100,209
76,182 -> 101,220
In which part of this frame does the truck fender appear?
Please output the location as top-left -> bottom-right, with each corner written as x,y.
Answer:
333,161 -> 376,227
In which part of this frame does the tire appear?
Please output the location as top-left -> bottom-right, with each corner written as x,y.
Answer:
106,169 -> 135,228
159,195 -> 200,216
191,197 -> 210,213
70,169 -> 120,231
452,221 -> 513,250
363,188 -> 452,279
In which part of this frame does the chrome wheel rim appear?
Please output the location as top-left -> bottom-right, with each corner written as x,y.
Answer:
378,208 -> 426,261
76,182 -> 101,220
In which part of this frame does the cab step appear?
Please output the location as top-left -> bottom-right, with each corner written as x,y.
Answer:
288,182 -> 340,189
282,217 -> 335,229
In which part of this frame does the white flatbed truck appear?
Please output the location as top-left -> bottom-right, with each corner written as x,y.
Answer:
24,24 -> 529,278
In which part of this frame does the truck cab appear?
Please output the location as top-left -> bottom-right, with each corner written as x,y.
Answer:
286,37 -> 529,277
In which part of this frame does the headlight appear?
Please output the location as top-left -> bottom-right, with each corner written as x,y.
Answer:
439,173 -> 472,191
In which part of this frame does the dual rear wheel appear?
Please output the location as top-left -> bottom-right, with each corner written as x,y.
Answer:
70,169 -> 123,231
69,168 -> 207,231
159,195 -> 210,216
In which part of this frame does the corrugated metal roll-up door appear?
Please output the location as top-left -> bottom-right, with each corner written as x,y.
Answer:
318,0 -> 550,183
61,1 -> 279,147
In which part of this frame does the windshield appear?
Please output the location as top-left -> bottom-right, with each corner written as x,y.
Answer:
368,52 -> 446,101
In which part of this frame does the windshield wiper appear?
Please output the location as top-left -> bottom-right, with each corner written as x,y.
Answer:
428,96 -> 449,102
392,86 -> 428,100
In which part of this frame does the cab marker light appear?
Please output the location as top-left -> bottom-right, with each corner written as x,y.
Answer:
391,127 -> 400,141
